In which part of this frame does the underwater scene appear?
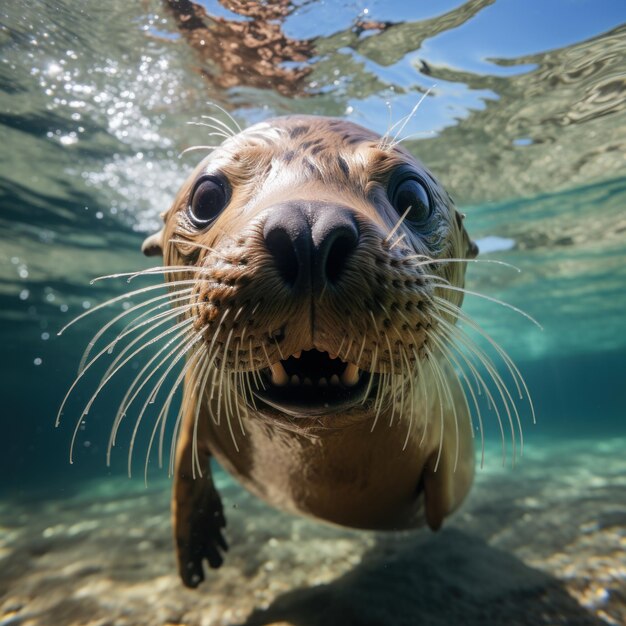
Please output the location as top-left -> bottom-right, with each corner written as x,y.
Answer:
1,1 -> 625,624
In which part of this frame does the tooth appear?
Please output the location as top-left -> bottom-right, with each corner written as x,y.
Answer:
318,377 -> 328,387
290,374 -> 300,386
341,363 -> 360,387
293,351 -> 302,359
328,353 -> 338,360
303,377 -> 312,386
330,374 -> 340,386
270,362 -> 288,386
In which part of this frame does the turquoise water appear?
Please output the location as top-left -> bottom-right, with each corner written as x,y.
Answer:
1,1 -> 625,624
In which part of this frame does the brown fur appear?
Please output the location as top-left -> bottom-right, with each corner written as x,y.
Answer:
146,115 -> 477,587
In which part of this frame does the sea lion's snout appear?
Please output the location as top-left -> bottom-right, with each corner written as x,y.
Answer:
255,201 -> 372,416
263,201 -> 359,292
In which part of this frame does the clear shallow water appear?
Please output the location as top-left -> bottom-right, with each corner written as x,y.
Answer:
1,1 -> 625,624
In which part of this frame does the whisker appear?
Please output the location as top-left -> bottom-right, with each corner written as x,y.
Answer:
57,305 -> 194,428
233,341 -> 247,436
377,100 -> 394,152
423,344 -> 445,472
388,232 -> 406,250
362,342 -> 378,405
342,338 -> 354,363
434,296 -> 535,425
435,297 -> 529,441
126,331 -> 205,476
209,310 -> 232,427
99,304 -> 197,384
219,328 -> 240,452
413,348 -> 429,448
431,280 -> 543,329
112,291 -> 193,349
168,388 -> 187,477
200,114 -> 237,137
439,318 -> 521,464
272,335 -> 285,361
90,267 -> 205,284
384,335 -> 397,427
191,350 -> 214,479
249,337 -> 265,391
144,348 -> 205,484
78,289 -> 193,374
205,102 -> 242,133
57,280 -> 198,336
103,321 -> 196,464
158,348 -> 206,471
389,307 -> 431,450
400,350 -> 416,450
260,342 -> 273,372
336,335 -> 346,360
179,145 -> 220,156
371,369 -> 388,433
186,123 -> 230,141
436,322 -> 507,466
393,129 -> 436,145
223,387 -> 241,452
70,320 -> 194,465
384,204 -> 412,244
401,349 -> 416,451
356,332 -> 368,367
406,255 -> 521,274
387,85 -> 435,149
394,304 -> 457,464
429,331 -> 484,468
427,336 -> 461,472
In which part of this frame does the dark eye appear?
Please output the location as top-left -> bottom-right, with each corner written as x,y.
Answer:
390,177 -> 431,226
188,176 -> 229,227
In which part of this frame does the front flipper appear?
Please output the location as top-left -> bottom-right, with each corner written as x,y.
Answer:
172,403 -> 228,588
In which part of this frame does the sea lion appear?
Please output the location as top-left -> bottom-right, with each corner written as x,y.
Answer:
60,113 -> 532,590
143,114 -> 484,588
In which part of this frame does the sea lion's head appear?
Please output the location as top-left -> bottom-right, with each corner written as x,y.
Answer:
143,115 -> 477,430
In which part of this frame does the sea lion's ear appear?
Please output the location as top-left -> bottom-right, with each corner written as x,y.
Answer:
456,211 -> 479,259
467,238 -> 479,259
142,228 -> 164,257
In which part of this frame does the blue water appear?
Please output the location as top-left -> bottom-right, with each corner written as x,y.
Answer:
1,1 -> 625,624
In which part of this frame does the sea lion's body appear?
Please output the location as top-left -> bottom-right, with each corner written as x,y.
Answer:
144,115 -> 478,587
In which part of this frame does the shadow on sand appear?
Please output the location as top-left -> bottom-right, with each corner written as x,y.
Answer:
238,528 -> 603,626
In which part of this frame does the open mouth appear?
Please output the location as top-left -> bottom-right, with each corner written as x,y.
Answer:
251,349 -> 376,417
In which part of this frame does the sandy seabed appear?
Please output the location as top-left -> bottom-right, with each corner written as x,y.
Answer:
1,437 -> 625,626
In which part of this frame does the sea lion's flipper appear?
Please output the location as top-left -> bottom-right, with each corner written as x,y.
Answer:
174,467 -> 228,587
172,402 -> 228,588
142,228 -> 164,257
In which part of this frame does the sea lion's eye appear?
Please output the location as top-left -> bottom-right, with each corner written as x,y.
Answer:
390,177 -> 431,226
188,176 -> 229,227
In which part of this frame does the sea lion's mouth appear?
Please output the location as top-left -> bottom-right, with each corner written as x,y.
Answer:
251,349 -> 376,417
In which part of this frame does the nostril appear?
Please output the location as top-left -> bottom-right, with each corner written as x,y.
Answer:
322,226 -> 358,283
265,227 -> 299,286
264,203 -> 358,289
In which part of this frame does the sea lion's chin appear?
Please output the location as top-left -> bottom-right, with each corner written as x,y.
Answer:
250,348 -> 377,418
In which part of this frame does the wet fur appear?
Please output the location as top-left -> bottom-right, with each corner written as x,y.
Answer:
59,114 -> 534,589
160,116 -> 476,587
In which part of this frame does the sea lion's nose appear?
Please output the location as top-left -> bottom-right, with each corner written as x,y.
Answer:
263,201 -> 359,290
310,204 -> 359,285
263,204 -> 312,288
